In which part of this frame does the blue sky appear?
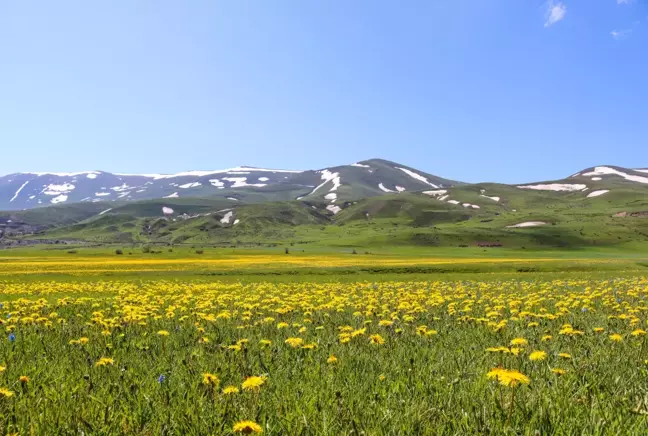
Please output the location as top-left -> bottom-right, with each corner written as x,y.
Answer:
1,1 -> 646,184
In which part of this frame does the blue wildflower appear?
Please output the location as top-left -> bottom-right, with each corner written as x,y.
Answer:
157,374 -> 166,384
8,333 -> 15,342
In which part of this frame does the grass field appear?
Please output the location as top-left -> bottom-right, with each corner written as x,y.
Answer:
1,247 -> 648,434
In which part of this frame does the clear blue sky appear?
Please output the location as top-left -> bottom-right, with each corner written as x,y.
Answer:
1,1 -> 646,184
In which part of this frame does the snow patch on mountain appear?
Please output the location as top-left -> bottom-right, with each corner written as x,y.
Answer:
209,179 -> 224,187
179,182 -> 202,189
308,170 -> 341,196
326,204 -> 342,214
43,183 -> 75,196
220,211 -> 234,224
325,193 -> 337,202
518,184 -> 587,192
23,171 -> 100,177
507,221 -> 546,228
379,183 -> 395,193
10,181 -> 29,202
587,190 -> 609,198
51,194 -> 68,204
396,167 -> 439,188
581,166 -> 648,184
422,190 -> 448,197
351,163 -> 370,168
99,208 -> 113,215
222,177 -> 267,188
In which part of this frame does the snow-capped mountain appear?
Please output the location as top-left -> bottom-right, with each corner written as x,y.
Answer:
0,159 -> 459,211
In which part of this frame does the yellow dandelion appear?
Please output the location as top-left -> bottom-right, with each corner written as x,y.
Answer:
202,373 -> 220,387
369,334 -> 385,345
285,337 -> 303,348
631,329 -> 646,337
551,368 -> 567,375
327,355 -> 338,364
558,353 -> 572,359
157,330 -> 169,336
242,375 -> 266,391
609,334 -> 623,342
95,357 -> 115,367
593,327 -> 605,333
233,420 -> 262,433
529,350 -> 547,361
222,385 -> 240,395
510,337 -> 528,346
541,335 -> 552,342
19,375 -> 29,384
0,388 -> 14,398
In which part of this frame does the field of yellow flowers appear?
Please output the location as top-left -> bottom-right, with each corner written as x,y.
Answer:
1,273 -> 648,434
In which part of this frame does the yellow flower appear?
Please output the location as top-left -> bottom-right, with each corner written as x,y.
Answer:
369,334 -> 385,345
488,368 -> 530,387
631,329 -> 646,337
510,338 -> 528,346
101,330 -> 111,336
199,336 -> 210,344
276,322 -> 288,329
551,368 -> 567,375
79,337 -> 89,344
593,327 -> 605,333
19,375 -> 29,383
529,350 -> 547,361
327,355 -> 338,364
233,420 -> 262,433
508,347 -> 522,356
242,375 -> 266,391
0,388 -> 14,398
609,334 -> 623,342
378,320 -> 394,327
222,385 -> 240,395
378,374 -> 386,381
157,330 -> 169,336
541,335 -> 552,342
487,367 -> 507,380
202,373 -> 220,387
0,366 -> 5,373
95,357 -> 115,367
285,337 -> 303,348
558,353 -> 572,359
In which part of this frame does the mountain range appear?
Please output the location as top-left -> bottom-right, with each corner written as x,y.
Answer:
1,159 -> 647,250
0,159 -> 456,211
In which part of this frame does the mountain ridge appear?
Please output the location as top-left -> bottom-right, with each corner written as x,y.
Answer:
0,159 -> 459,211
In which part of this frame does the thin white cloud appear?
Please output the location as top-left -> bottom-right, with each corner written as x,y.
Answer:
611,29 -> 632,39
617,0 -> 631,4
545,1 -> 567,27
